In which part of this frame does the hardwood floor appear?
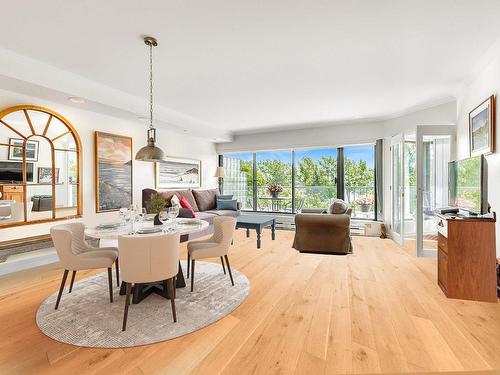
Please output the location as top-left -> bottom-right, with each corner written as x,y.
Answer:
1,230 -> 499,375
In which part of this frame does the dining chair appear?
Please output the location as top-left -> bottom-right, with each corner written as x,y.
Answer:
62,222 -> 120,291
118,232 -> 180,331
187,216 -> 237,292
50,223 -> 118,310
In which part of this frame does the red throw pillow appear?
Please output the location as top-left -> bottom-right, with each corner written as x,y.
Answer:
179,196 -> 196,218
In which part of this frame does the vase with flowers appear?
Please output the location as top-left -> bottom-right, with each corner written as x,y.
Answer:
355,196 -> 374,213
267,184 -> 283,198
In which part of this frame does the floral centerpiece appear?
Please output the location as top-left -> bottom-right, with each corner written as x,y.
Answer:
267,184 -> 283,198
355,196 -> 374,212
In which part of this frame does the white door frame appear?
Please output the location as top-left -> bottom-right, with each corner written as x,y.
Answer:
416,125 -> 456,256
390,134 -> 405,245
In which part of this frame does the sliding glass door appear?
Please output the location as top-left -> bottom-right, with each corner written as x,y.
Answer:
416,126 -> 455,257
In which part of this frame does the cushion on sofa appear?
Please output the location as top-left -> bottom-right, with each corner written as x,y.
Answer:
179,196 -> 196,217
175,190 -> 199,211
329,199 -> 348,214
216,199 -> 238,211
159,191 -> 176,206
192,188 -> 218,211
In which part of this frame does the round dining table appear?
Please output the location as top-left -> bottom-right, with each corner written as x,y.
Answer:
85,218 -> 209,304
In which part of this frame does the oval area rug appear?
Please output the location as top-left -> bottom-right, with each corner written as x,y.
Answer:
36,260 -> 250,348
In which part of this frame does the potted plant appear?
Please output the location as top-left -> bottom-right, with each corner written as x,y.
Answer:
148,193 -> 167,225
355,196 -> 374,213
267,184 -> 283,198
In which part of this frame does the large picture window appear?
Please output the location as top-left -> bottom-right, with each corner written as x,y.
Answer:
222,143 -> 379,220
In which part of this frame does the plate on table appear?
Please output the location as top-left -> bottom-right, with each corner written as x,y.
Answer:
136,227 -> 163,234
96,222 -> 122,230
177,218 -> 201,225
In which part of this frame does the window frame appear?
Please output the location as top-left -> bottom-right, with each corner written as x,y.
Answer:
221,142 -> 380,221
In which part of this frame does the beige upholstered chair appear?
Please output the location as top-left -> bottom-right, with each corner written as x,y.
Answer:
187,216 -> 237,292
50,223 -> 118,310
63,222 -> 120,288
118,232 -> 180,331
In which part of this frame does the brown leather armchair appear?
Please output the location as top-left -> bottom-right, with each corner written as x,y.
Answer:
293,202 -> 353,254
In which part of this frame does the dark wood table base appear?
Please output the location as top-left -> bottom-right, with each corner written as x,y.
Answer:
119,260 -> 185,304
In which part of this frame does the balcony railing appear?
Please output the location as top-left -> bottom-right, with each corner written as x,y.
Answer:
223,184 -> 375,219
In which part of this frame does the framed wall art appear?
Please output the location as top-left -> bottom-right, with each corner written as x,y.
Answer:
155,156 -> 201,189
95,131 -> 133,212
8,138 -> 39,161
469,95 -> 495,156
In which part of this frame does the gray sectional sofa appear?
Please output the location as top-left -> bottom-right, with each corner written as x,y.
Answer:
142,188 -> 241,241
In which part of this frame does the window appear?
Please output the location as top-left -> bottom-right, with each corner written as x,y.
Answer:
255,150 -> 292,212
222,152 -> 253,210
343,145 -> 375,219
221,142 -> 380,220
295,148 -> 337,210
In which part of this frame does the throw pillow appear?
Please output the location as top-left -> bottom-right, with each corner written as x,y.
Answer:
329,199 -> 348,214
178,207 -> 195,218
171,194 -> 180,208
216,199 -> 238,211
179,196 -> 196,218
216,194 -> 234,200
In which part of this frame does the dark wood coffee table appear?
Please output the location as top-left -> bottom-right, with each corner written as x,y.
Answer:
236,215 -> 276,249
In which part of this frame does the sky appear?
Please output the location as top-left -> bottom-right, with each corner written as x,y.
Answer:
227,145 -> 375,168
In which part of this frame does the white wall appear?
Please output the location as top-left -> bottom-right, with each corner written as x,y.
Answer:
456,52 -> 500,256
0,89 -> 218,242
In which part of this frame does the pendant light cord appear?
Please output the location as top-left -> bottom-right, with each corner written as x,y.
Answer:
149,42 -> 154,130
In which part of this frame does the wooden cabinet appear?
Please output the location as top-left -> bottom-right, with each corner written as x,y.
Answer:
436,213 -> 497,303
0,185 -> 24,203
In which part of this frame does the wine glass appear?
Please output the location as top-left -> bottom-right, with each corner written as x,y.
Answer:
119,207 -> 128,225
138,208 -> 147,224
159,209 -> 169,226
167,206 -> 179,229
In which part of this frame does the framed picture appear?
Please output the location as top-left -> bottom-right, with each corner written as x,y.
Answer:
94,132 -> 133,212
469,95 -> 495,156
8,138 -> 39,161
38,167 -> 59,184
155,156 -> 201,189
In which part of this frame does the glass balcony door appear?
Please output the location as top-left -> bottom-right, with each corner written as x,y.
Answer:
416,126 -> 456,257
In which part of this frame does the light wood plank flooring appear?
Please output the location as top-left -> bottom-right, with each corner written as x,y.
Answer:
0,230 -> 499,375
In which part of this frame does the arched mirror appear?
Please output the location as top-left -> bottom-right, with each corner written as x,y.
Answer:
0,105 -> 82,227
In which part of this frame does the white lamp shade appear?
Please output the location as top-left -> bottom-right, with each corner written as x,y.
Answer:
214,166 -> 225,178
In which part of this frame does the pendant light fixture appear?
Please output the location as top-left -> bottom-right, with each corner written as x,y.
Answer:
135,36 -> 165,162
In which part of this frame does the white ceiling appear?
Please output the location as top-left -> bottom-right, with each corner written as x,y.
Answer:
1,0 -> 500,137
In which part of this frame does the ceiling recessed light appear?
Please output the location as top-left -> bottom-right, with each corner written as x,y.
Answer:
68,97 -> 85,104
183,129 -> 189,133
137,116 -> 149,122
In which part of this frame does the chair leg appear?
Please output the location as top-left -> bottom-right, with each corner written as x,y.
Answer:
167,278 -> 177,322
107,267 -> 113,303
55,269 -> 69,310
190,259 -> 195,292
221,256 -> 226,274
173,276 -> 176,299
122,282 -> 132,331
187,252 -> 191,278
224,255 -> 235,286
115,258 -> 120,287
68,270 -> 77,293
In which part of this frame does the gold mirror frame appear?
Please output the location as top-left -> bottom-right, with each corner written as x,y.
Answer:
0,105 -> 83,227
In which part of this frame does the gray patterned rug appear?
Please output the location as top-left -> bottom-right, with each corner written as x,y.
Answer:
36,261 -> 250,348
